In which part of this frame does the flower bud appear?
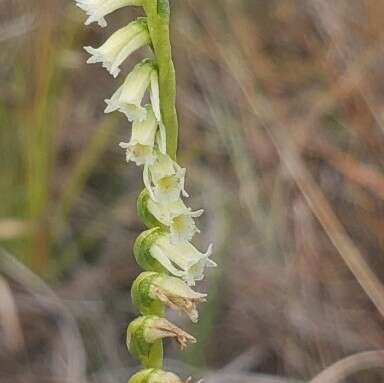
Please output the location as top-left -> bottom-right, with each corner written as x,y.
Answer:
127,316 -> 196,367
132,272 -> 207,322
84,18 -> 150,77
76,0 -> 143,27
128,369 -> 190,383
134,229 -> 216,286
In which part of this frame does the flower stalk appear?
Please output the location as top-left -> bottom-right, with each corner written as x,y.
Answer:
76,0 -> 214,381
142,0 -> 178,160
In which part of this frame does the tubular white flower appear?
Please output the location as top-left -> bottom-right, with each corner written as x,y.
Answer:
150,235 -> 215,285
105,59 -> 156,121
134,229 -> 215,286
147,198 -> 203,244
119,105 -> 158,166
84,18 -> 150,78
76,0 -> 143,27
143,153 -> 188,203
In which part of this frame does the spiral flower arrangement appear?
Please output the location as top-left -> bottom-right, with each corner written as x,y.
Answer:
75,1 -> 216,382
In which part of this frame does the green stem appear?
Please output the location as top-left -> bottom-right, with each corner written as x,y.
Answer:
143,0 -> 178,160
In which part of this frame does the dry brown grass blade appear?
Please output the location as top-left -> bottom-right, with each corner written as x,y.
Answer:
0,275 -> 24,352
215,43 -> 384,318
184,0 -> 384,319
268,131 -> 384,318
309,140 -> 384,201
310,350 -> 384,383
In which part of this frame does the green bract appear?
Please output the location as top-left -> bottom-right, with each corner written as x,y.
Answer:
132,272 -> 207,322
127,316 -> 163,368
133,228 -> 166,272
131,272 -> 165,316
137,189 -> 165,229
127,315 -> 195,368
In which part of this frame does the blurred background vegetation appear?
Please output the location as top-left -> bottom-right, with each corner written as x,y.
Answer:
2,0 -> 384,382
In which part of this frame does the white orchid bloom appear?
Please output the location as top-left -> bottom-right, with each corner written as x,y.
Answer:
143,153 -> 188,203
84,18 -> 150,77
119,106 -> 158,166
105,59 -> 156,121
150,235 -> 215,286
134,228 -> 216,286
76,0 -> 143,27
147,198 -> 203,243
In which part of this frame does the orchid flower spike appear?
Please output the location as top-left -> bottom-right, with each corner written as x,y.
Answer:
127,316 -> 196,367
84,18 -> 150,78
138,189 -> 203,243
105,59 -> 159,122
134,228 -> 216,286
76,0 -> 143,27
132,272 -> 207,322
78,0 -> 214,380
128,369 -> 193,383
119,105 -> 158,166
144,153 -> 189,204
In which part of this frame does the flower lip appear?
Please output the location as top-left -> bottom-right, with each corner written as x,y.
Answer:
119,105 -> 158,166
149,233 -> 215,285
138,191 -> 203,243
143,153 -> 189,203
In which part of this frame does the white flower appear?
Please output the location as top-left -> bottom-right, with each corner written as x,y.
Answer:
84,18 -> 150,77
147,198 -> 203,243
134,229 -> 215,286
119,105 -> 158,166
76,0 -> 143,27
150,234 -> 215,285
143,153 -> 188,203
105,59 -> 156,121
